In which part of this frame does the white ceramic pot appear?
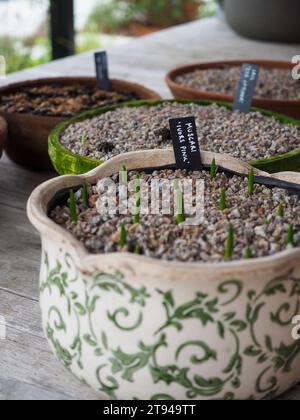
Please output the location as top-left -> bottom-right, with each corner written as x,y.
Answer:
27,150 -> 300,400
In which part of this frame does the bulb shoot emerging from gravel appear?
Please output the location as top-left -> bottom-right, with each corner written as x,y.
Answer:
134,176 -> 141,225
134,244 -> 141,255
80,135 -> 88,145
245,245 -> 253,259
286,224 -> 294,247
278,203 -> 285,218
174,179 -> 186,225
210,158 -> 217,178
120,165 -> 128,185
119,224 -> 127,248
248,168 -> 254,195
219,188 -> 226,211
225,224 -> 234,260
69,190 -> 78,224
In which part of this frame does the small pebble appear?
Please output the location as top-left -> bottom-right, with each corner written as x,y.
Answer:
0,84 -> 138,117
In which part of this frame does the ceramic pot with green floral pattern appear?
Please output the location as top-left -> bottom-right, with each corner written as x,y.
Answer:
27,150 -> 300,400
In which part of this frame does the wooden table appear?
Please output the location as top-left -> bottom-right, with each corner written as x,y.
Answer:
1,17 -> 300,400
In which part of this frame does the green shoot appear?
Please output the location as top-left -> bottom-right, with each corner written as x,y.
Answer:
248,168 -> 254,195
176,195 -> 185,224
120,165 -> 128,184
277,203 -> 284,218
134,244 -> 140,255
210,158 -> 217,178
82,182 -> 89,209
69,190 -> 78,223
173,177 -> 179,189
119,224 -> 127,248
219,188 -> 226,211
174,179 -> 185,225
286,224 -> 294,246
80,135 -> 88,145
245,245 -> 252,259
225,224 -> 234,260
134,175 -> 141,224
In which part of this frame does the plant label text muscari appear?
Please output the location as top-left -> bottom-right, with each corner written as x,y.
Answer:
234,64 -> 260,113
95,51 -> 110,91
169,116 -> 203,171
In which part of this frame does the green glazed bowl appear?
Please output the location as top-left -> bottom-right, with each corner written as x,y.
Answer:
49,99 -> 300,175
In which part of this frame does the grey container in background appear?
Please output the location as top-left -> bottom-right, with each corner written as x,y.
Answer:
224,0 -> 300,43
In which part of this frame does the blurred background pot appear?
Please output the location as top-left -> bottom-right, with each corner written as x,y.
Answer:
0,77 -> 160,171
166,60 -> 300,120
224,0 -> 300,43
127,0 -> 202,28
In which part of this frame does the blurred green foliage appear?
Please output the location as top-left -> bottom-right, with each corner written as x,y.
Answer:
86,0 -> 133,33
0,36 -> 50,74
1,0 -> 217,74
86,0 -> 217,32
199,0 -> 218,18
129,0 -> 202,26
1,33 -> 126,74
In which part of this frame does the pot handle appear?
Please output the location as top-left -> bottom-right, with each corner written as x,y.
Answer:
272,171 -> 300,185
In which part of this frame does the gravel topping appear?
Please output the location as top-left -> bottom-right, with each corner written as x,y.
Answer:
60,102 -> 300,162
0,84 -> 138,117
50,168 -> 300,263
175,66 -> 300,100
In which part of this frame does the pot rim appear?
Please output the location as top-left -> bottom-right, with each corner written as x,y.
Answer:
166,59 -> 300,106
0,76 -> 161,120
27,149 -> 300,273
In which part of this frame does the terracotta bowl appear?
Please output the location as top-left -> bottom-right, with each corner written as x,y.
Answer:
0,77 -> 161,171
27,149 -> 300,400
166,60 -> 300,120
0,116 -> 7,159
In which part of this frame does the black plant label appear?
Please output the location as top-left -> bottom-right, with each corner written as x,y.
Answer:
169,116 -> 203,171
233,64 -> 260,113
94,51 -> 110,91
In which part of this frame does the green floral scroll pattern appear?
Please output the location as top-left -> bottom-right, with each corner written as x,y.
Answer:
41,251 -> 151,374
243,268 -> 300,398
40,251 -> 300,400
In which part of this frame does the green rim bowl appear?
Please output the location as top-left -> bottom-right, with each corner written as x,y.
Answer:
49,99 -> 300,175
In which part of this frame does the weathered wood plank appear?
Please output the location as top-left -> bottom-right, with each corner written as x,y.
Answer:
0,204 -> 41,299
0,378 -> 75,401
0,288 -> 100,400
0,155 -> 54,210
0,328 -> 99,400
0,288 -> 42,335
0,155 -> 53,298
